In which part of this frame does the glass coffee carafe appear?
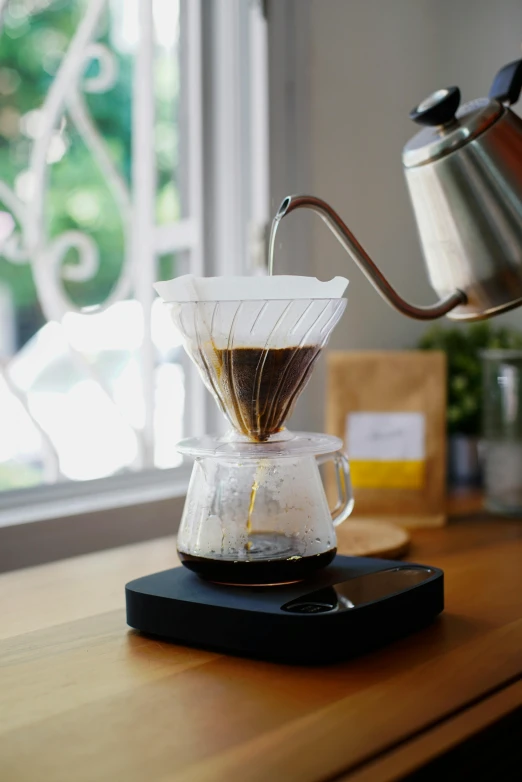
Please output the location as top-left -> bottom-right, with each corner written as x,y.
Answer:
177,434 -> 353,585
157,285 -> 353,586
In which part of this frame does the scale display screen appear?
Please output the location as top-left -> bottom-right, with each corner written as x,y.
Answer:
281,567 -> 436,614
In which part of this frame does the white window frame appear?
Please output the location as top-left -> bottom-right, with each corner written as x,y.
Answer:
0,0 -> 270,569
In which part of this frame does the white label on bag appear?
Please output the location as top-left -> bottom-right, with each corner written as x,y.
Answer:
346,412 -> 425,461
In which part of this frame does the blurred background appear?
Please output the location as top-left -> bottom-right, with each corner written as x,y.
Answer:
269,0 -> 522,432
0,0 -> 270,505
0,0 -> 189,492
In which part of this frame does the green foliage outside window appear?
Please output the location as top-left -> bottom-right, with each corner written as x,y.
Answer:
0,0 -> 179,320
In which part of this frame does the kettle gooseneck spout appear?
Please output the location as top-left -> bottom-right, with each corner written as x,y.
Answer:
275,195 -> 467,321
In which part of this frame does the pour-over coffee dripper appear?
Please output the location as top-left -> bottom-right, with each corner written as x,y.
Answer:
170,296 -> 346,442
154,275 -> 353,585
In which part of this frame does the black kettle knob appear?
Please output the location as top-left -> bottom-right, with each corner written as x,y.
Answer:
489,59 -> 522,105
410,87 -> 460,127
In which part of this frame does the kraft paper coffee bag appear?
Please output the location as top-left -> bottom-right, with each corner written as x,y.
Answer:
326,351 -> 446,527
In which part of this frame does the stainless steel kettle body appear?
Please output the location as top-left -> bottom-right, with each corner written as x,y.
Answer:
274,60 -> 522,322
404,65 -> 522,321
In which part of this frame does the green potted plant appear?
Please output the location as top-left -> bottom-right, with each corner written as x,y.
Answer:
418,322 -> 522,486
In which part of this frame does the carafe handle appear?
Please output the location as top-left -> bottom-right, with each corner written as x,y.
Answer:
316,451 -> 354,527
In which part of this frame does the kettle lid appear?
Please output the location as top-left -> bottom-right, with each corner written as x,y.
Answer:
403,59 -> 522,168
402,92 -> 502,168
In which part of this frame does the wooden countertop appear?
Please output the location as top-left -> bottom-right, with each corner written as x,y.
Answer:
1,514 -> 522,782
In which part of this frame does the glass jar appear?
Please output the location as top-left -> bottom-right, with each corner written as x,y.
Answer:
482,350 -> 522,515
176,432 -> 354,585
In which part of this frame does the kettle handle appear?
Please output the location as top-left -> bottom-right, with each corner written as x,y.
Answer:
489,59 -> 522,106
275,195 -> 466,321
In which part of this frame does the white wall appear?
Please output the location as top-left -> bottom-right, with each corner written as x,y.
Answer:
269,0 -> 522,430
309,0 -> 440,351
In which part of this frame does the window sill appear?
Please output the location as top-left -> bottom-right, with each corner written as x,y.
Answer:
0,467 -> 190,573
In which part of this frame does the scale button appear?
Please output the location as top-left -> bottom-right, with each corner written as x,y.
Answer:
283,602 -> 336,614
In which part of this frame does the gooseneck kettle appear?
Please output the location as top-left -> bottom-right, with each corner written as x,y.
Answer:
275,60 -> 522,321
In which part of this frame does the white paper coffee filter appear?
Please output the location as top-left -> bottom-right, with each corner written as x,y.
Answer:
153,277 -> 348,434
154,274 -> 348,302
166,297 -> 347,351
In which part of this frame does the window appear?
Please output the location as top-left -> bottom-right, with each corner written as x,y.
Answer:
0,0 -> 269,529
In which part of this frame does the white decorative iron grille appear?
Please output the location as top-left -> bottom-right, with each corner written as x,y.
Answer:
0,0 -> 206,492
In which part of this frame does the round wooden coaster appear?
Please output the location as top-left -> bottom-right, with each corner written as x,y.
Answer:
336,519 -> 411,559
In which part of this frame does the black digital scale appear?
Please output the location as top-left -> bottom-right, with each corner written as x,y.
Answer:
126,555 -> 443,664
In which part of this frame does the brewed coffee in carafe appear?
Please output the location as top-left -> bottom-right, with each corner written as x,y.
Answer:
154,275 -> 352,585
